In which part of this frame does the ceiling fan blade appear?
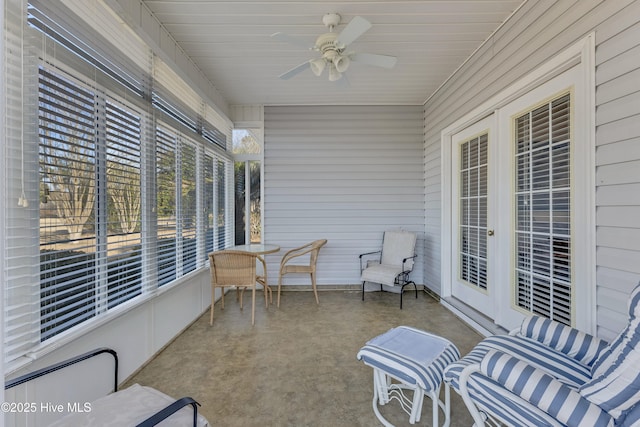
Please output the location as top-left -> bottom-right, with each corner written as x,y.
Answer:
271,32 -> 314,50
278,61 -> 311,80
335,16 -> 372,47
351,53 -> 397,69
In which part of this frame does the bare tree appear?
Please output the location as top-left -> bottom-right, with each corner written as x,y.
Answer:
107,161 -> 141,233
45,144 -> 96,240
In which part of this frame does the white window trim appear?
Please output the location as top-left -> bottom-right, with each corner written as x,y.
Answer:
440,34 -> 596,333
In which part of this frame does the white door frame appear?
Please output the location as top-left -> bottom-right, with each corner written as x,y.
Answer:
440,34 -> 596,333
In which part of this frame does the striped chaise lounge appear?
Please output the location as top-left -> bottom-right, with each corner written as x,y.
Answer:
443,283 -> 640,427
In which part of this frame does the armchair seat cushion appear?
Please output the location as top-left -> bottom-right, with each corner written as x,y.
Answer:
360,263 -> 402,286
49,383 -> 209,427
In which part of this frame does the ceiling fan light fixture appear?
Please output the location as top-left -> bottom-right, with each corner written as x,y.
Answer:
328,64 -> 342,82
333,55 -> 350,73
274,14 -> 397,83
310,58 -> 326,76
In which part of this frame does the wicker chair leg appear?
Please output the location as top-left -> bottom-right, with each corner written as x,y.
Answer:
251,287 -> 256,325
214,296 -> 216,326
311,272 -> 319,304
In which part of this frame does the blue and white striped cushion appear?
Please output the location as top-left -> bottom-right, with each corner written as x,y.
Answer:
444,334 -> 596,426
480,350 -> 613,427
591,283 -> 640,379
577,284 -> 640,420
520,316 -> 609,367
357,326 -> 460,392
616,401 -> 640,426
459,370 -> 567,426
444,334 -> 593,391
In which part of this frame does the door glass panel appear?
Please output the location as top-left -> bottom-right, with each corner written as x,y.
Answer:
514,93 -> 571,325
459,133 -> 488,290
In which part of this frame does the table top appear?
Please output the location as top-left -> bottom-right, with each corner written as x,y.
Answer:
230,244 -> 280,255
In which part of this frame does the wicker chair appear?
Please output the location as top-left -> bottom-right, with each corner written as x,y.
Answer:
276,239 -> 328,307
208,250 -> 268,325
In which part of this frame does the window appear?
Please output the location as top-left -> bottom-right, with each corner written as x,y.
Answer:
156,126 -> 177,286
39,67 -> 98,340
106,100 -> 143,308
203,154 -> 230,254
180,142 -> 198,274
3,0 -> 233,367
459,133 -> 489,291
233,129 -> 263,245
514,94 -> 571,324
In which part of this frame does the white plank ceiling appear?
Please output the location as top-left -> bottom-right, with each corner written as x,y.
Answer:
140,0 -> 525,106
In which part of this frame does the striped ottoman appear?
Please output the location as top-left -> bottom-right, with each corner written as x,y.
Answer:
357,326 -> 460,427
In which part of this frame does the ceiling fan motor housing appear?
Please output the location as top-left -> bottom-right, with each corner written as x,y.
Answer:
315,33 -> 342,55
314,32 -> 350,73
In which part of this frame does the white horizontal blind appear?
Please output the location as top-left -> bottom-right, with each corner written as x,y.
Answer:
203,104 -> 230,150
105,99 -> 144,307
514,93 -> 572,325
28,1 -> 147,97
154,60 -> 202,116
4,0 -> 234,368
459,134 -> 488,290
218,159 -> 233,250
180,140 -> 198,274
39,67 -> 98,340
59,0 -> 150,72
203,153 -> 216,255
153,59 -> 229,151
4,0 -> 42,363
202,151 -> 231,255
156,125 -> 178,286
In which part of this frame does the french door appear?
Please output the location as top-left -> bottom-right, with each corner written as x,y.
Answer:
450,65 -> 581,331
451,116 -> 496,318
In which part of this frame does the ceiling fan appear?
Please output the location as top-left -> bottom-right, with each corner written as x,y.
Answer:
272,13 -> 397,82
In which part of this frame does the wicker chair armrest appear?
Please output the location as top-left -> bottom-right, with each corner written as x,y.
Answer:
281,243 -> 315,265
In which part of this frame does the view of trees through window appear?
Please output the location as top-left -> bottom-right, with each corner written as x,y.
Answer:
233,130 -> 262,244
37,65 -> 230,341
